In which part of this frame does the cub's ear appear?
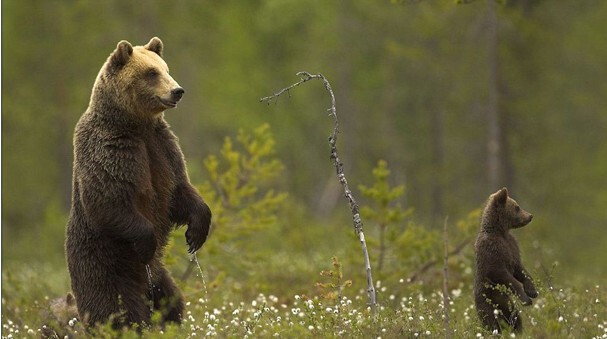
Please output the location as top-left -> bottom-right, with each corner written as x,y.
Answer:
145,37 -> 163,57
66,292 -> 75,306
108,40 -> 133,72
494,187 -> 509,205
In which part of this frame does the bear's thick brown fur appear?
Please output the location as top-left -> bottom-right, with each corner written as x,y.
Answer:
65,37 -> 211,329
474,187 -> 537,334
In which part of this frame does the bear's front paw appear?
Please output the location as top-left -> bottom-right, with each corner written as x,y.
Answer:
133,228 -> 157,264
185,203 -> 211,254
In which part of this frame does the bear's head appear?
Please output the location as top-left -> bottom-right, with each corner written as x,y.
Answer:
96,37 -> 184,116
483,187 -> 533,232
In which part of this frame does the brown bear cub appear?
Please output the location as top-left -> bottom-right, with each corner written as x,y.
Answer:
474,188 -> 537,334
66,37 -> 211,329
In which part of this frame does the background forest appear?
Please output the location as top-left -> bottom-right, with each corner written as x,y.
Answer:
2,0 -> 607,337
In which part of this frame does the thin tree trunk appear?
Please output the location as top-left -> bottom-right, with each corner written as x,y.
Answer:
442,217 -> 452,339
378,223 -> 386,274
486,0 -> 502,190
431,108 -> 445,220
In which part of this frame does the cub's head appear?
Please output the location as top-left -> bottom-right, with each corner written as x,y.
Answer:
483,187 -> 533,232
97,37 -> 184,115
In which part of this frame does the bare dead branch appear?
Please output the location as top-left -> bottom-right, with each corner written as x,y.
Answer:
261,72 -> 376,310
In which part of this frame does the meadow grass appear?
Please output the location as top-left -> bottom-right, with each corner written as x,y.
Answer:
2,254 -> 606,338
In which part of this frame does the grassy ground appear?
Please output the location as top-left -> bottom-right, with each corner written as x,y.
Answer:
2,251 -> 606,339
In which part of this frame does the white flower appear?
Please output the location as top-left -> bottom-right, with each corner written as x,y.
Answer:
558,316 -> 564,322
308,325 -> 314,330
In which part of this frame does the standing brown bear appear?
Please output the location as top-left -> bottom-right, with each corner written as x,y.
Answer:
474,188 -> 537,334
66,37 -> 211,329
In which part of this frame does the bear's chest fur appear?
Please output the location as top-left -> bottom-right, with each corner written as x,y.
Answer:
134,125 -> 177,240
475,231 -> 521,273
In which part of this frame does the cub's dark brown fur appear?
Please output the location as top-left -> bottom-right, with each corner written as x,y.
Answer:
66,37 -> 211,329
474,188 -> 537,333
41,293 -> 79,338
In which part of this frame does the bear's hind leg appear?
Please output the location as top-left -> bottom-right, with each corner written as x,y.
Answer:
151,267 -> 184,324
116,291 -> 152,329
505,307 -> 523,333
475,299 -> 502,334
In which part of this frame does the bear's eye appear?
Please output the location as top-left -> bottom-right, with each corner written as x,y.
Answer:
146,69 -> 159,78
515,205 -> 520,212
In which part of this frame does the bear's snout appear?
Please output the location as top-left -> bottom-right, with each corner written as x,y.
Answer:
171,88 -> 185,102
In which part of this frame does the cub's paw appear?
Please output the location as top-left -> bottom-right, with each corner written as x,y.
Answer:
525,287 -> 539,299
520,294 -> 533,306
133,228 -> 157,264
524,281 -> 538,299
185,203 -> 212,254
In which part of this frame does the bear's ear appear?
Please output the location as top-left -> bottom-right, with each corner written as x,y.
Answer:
108,40 -> 133,72
145,37 -> 163,57
494,187 -> 509,206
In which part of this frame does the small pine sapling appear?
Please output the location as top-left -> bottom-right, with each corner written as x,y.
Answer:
315,256 -> 352,302
174,124 -> 288,282
358,160 -> 411,276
